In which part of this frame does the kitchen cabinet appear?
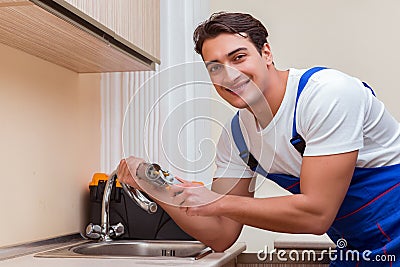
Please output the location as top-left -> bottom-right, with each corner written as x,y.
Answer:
0,0 -> 160,72
63,0 -> 160,61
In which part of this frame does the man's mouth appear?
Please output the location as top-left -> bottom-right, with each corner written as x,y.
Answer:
225,79 -> 251,94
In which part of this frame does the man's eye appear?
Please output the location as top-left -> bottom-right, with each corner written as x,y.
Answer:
234,54 -> 245,61
208,64 -> 222,73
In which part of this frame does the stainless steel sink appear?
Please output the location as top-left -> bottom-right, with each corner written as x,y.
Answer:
35,240 -> 211,259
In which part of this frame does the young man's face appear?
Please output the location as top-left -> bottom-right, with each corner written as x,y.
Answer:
202,33 -> 272,109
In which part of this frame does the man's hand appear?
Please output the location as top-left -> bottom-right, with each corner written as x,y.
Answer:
168,178 -> 224,216
117,156 -> 145,189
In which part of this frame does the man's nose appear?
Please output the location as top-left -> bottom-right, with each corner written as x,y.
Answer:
222,65 -> 241,84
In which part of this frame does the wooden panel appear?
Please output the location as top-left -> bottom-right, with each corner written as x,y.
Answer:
0,0 -> 30,3
0,3 -> 154,72
63,0 -> 160,62
0,0 -> 31,7
142,0 -> 159,60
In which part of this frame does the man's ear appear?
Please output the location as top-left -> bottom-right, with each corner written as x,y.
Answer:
261,43 -> 273,65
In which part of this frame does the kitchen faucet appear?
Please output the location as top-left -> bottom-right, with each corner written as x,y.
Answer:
85,162 -> 196,241
85,168 -> 158,241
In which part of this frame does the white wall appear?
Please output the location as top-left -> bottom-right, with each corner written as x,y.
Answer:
209,0 -> 400,252
210,0 -> 400,120
100,0 -> 214,186
157,0 -> 213,183
0,42 -> 101,247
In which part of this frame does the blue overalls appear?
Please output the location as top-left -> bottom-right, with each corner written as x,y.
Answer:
231,67 -> 400,266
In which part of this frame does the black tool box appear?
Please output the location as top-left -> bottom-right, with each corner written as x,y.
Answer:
88,173 -> 194,240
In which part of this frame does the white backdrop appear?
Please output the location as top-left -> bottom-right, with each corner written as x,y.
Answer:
100,0 -> 214,185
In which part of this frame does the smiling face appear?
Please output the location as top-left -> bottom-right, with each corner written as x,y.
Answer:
202,33 -> 273,109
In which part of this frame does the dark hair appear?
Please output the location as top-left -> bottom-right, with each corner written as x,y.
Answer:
193,12 -> 269,56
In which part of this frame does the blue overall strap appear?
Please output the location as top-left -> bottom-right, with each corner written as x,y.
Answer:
231,112 -> 269,177
231,112 -> 301,192
290,67 -> 327,156
362,81 -> 376,96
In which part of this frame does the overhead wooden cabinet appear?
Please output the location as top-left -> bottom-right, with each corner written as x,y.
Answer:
0,0 -> 160,72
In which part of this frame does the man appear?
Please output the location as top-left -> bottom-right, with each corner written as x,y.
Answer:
118,12 -> 399,266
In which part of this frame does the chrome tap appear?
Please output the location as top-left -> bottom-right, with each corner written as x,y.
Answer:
85,169 -> 157,241
99,170 -> 119,241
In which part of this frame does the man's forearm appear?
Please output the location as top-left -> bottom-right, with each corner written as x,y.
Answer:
157,201 -> 242,251
217,194 -> 333,235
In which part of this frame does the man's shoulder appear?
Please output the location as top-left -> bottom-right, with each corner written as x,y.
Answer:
305,68 -> 357,86
296,67 -> 368,120
295,68 -> 365,102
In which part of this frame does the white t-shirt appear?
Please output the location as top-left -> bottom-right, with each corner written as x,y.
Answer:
214,68 -> 400,179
